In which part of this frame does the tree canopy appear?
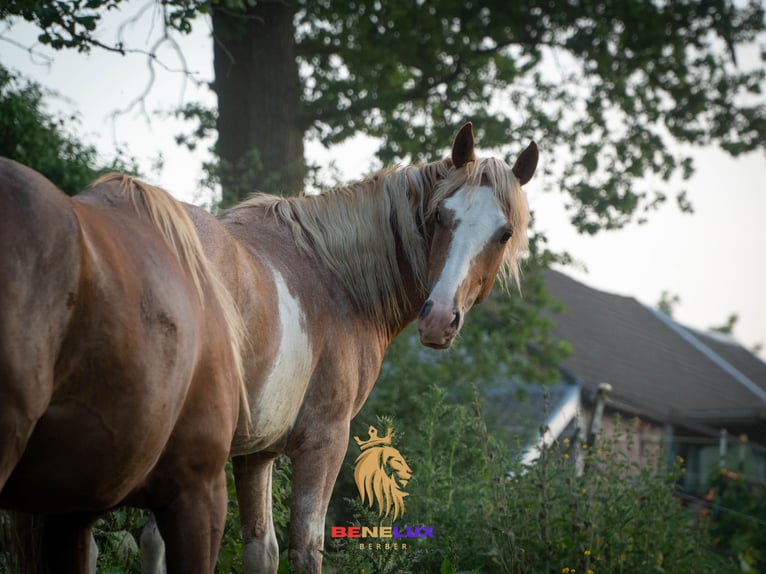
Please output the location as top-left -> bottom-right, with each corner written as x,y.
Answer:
2,0 -> 764,229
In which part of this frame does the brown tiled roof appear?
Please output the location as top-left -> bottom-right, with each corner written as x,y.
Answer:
541,269 -> 766,427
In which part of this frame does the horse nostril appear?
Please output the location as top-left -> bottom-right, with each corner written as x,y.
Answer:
450,309 -> 461,330
419,299 -> 434,319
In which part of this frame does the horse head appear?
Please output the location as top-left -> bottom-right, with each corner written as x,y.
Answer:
417,123 -> 537,349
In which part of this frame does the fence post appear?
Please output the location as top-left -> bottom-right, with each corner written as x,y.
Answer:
587,382 -> 612,447
581,382 -> 612,475
719,428 -> 728,468
574,407 -> 587,477
737,433 -> 747,472
663,423 -> 675,470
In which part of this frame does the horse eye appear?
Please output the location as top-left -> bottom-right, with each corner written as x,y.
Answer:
499,230 -> 513,244
434,209 -> 442,225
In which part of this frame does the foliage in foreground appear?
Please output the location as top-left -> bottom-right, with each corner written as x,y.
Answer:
0,281 -> 746,573
0,393 -> 747,574
708,468 -> 766,572
325,387 -> 738,574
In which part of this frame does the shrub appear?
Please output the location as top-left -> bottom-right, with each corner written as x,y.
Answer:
707,468 -> 766,571
325,387 -> 738,574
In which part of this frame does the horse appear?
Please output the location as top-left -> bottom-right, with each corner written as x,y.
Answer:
0,163 -> 247,573
138,121 -> 538,573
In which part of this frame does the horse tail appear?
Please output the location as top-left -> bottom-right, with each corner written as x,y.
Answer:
1,512 -> 45,574
92,173 -> 211,299
90,173 -> 249,420
0,512 -> 102,574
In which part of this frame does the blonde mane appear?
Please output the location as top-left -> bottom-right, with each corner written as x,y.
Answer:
354,445 -> 410,521
91,173 -> 249,418
229,155 -> 529,325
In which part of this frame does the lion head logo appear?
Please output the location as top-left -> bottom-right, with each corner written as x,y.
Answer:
353,425 -> 412,521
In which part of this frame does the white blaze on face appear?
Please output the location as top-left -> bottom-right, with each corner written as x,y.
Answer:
429,185 -> 506,306
235,265 -> 314,454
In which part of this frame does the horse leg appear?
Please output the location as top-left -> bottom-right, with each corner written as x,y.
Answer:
152,471 -> 228,574
0,365 -> 53,490
89,533 -> 99,574
233,454 -> 279,574
287,430 -> 350,574
139,512 -> 167,574
41,513 -> 96,574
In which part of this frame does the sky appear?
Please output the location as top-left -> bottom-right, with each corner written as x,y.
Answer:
1,6 -> 765,356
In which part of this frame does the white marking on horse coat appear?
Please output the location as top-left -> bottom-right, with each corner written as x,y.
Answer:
234,265 -> 313,455
89,535 -> 100,574
243,536 -> 279,574
139,516 -> 167,574
293,493 -> 326,549
429,185 -> 506,304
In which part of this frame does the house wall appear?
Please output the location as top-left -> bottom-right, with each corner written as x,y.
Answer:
585,409 -> 666,470
588,409 -> 766,492
674,433 -> 766,492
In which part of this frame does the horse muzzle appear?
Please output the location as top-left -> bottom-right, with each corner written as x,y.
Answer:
417,299 -> 462,349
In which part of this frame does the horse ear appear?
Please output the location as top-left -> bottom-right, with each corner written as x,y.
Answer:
451,122 -> 476,168
512,141 -> 539,185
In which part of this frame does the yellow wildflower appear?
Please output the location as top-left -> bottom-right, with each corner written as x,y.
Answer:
584,549 -> 592,556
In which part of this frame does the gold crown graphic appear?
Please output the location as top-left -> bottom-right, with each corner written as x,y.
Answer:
354,425 -> 393,450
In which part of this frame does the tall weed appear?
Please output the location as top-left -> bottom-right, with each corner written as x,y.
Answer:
326,386 -> 737,573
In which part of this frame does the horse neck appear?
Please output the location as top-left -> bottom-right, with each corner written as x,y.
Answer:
221,163 -> 443,342
334,161 -> 456,341
382,246 -> 428,343
367,163 -> 442,340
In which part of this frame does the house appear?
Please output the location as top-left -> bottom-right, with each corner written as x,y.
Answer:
518,269 -> 766,493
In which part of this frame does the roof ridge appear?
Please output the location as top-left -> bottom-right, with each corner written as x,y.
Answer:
546,268 -> 643,305
687,325 -> 741,347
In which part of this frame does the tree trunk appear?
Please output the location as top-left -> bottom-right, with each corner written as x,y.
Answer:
212,1 -> 305,204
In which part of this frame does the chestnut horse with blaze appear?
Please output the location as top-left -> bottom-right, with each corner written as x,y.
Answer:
0,162 -> 246,573
145,122 -> 537,573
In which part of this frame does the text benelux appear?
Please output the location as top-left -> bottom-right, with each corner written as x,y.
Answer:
331,525 -> 435,546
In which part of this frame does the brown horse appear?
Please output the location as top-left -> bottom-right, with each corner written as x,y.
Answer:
0,163 -> 246,573
137,122 -> 537,573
